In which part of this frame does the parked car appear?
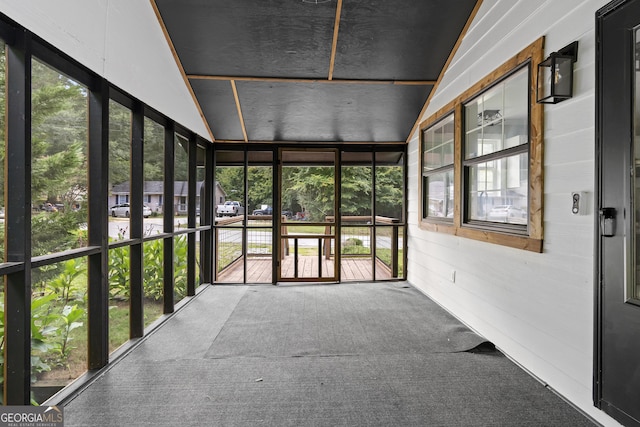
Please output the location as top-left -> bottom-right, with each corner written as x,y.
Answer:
487,205 -> 527,224
216,200 -> 244,217
252,205 -> 273,215
41,202 -> 58,212
110,203 -> 152,218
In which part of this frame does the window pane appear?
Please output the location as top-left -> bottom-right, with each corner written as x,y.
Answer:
196,147 -> 205,285
504,69 -> 529,149
375,225 -> 404,280
143,118 -> 164,233
175,134 -> 189,220
342,151 -> 373,282
425,170 -> 454,219
468,153 -> 528,224
342,160 -> 372,221
216,152 -> 245,221
108,100 -> 132,240
375,152 -> 405,280
109,246 -> 130,352
31,59 -> 88,257
0,42 -> 5,263
215,150 -> 245,283
174,235 -> 188,303
143,239 -> 164,326
197,146 -> 206,226
423,114 -> 454,171
375,153 -> 404,222
465,67 -> 528,159
31,257 -> 88,403
247,154 -> 273,284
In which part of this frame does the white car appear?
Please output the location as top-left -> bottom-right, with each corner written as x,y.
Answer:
110,203 -> 152,218
487,205 -> 527,224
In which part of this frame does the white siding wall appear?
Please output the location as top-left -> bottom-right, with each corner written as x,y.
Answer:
408,0 -> 617,425
0,0 -> 210,140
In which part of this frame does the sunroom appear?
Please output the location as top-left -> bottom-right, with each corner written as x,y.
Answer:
2,1 -> 640,426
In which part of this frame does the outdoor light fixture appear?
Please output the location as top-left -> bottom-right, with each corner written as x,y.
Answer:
536,41 -> 579,104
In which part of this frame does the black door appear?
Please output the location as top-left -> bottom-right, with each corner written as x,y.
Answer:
596,1 -> 640,426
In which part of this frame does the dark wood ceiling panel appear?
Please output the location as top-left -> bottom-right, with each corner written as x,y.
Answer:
153,0 -> 480,144
237,81 -> 432,142
190,79 -> 244,141
155,0 -> 337,78
333,0 -> 478,81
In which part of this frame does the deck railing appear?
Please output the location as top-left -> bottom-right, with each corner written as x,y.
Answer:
215,214 -> 403,279
324,215 -> 401,278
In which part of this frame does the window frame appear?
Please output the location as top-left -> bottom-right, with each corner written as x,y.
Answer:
421,111 -> 456,223
418,37 -> 544,252
462,64 -> 530,234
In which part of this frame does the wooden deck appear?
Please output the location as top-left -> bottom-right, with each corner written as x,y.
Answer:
217,256 -> 392,283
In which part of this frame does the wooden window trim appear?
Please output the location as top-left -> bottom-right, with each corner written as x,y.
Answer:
418,37 -> 544,253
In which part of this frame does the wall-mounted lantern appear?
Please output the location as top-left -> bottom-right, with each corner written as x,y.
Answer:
536,41 -> 579,104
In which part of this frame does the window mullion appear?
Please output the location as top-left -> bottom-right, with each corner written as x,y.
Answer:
463,144 -> 529,166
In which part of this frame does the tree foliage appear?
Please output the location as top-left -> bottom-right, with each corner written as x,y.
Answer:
143,118 -> 165,181
108,101 -> 132,188
31,59 -> 87,208
214,163 -> 402,222
341,166 -> 372,216
375,166 -> 404,219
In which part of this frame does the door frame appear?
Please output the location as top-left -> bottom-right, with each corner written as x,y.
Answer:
595,1 -> 640,425
276,147 -> 341,282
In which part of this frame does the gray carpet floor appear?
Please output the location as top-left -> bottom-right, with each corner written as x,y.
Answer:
63,282 -> 596,426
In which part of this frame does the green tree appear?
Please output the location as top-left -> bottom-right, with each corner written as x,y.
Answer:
342,166 -> 372,216
108,101 -> 132,189
174,136 -> 189,182
143,118 -> 165,181
28,58 -> 89,263
247,166 -> 272,212
285,166 -> 335,221
215,166 -> 244,203
375,166 -> 404,219
31,59 -> 87,208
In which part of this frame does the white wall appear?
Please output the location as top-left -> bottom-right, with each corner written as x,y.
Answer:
408,0 -> 618,425
0,0 -> 210,140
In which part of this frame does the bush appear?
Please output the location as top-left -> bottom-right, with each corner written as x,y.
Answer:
345,237 -> 363,247
108,236 -> 188,302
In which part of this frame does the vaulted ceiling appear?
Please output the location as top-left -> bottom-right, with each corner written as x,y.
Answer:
152,0 -> 480,144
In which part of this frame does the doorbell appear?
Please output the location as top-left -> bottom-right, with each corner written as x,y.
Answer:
571,192 -> 587,215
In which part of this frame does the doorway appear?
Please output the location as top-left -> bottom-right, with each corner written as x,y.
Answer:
596,1 -> 640,425
277,149 -> 339,282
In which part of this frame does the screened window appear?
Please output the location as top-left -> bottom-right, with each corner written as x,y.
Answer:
422,113 -> 454,220
0,42 -> 5,265
31,58 -> 88,256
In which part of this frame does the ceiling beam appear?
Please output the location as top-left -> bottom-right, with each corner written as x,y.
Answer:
213,139 -> 407,145
328,0 -> 343,81
230,80 -> 249,142
187,75 -> 435,86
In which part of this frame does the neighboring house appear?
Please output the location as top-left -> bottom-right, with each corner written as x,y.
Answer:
110,181 -> 225,215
